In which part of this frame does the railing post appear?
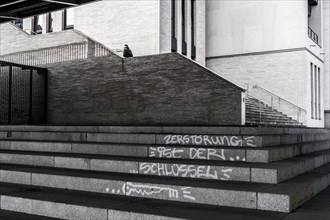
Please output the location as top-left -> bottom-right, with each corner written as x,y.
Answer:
271,97 -> 273,108
8,65 -> 12,125
87,40 -> 96,58
44,69 -> 48,124
29,69 -> 33,124
259,102 -> 262,123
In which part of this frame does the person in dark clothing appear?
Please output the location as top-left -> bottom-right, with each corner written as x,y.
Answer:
123,44 -> 133,58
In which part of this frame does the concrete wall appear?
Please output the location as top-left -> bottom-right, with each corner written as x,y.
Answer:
42,53 -> 244,126
306,51 -> 324,127
0,23 -> 86,56
324,0 -> 330,128
324,0 -> 330,110
75,0 -> 160,57
196,0 -> 206,65
206,0 -> 308,57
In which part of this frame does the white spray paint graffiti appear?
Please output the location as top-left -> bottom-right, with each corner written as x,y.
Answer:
163,135 -> 258,147
149,147 -> 246,161
107,182 -> 196,201
139,162 -> 233,180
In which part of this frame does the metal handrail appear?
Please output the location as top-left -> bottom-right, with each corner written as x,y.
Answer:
249,84 -> 305,111
245,83 -> 307,125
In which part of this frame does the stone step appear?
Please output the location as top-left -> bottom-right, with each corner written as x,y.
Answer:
246,105 -> 282,112
245,97 -> 303,126
246,120 -> 301,126
246,121 -> 302,127
246,112 -> 292,118
246,114 -> 292,122
0,163 -> 329,213
0,184 -> 267,220
1,131 -> 329,147
245,117 -> 301,125
246,114 -> 294,121
0,182 -> 180,220
0,210 -> 58,220
0,140 -> 247,162
0,184 -> 289,220
246,112 -> 287,119
0,125 -> 328,135
245,118 -> 301,123
246,104 -> 281,112
1,150 -> 329,183
246,113 -> 293,121
246,141 -> 330,163
0,140 -> 329,163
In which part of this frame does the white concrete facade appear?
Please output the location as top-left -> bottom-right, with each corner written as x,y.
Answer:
323,0 -> 330,127
205,0 -> 329,127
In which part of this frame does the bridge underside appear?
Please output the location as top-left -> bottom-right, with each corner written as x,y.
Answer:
0,0 -> 99,23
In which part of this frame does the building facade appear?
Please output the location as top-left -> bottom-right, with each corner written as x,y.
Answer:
0,0 -> 329,127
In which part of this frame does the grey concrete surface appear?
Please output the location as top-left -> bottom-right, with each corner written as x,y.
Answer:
0,181 -> 329,219
1,196 -> 108,220
281,185 -> 330,220
0,210 -> 59,220
0,170 -> 31,185
0,125 -> 328,135
31,173 -> 126,195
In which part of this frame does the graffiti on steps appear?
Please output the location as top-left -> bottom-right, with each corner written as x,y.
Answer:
139,162 -> 233,180
149,146 -> 246,161
163,135 -> 258,147
106,182 -> 196,201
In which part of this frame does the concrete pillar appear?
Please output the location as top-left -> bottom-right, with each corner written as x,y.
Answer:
52,11 -> 63,32
196,0 -> 205,66
23,18 -> 32,34
159,0 -> 171,53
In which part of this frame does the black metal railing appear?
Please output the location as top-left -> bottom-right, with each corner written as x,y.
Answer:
0,60 -> 47,125
308,27 -> 319,45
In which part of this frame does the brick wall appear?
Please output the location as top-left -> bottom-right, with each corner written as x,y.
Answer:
42,53 -> 244,125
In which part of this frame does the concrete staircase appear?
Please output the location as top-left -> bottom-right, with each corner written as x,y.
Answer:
246,97 -> 303,126
0,126 -> 329,219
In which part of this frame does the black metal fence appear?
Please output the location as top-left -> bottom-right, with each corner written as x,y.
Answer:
308,27 -> 319,45
0,60 -> 47,125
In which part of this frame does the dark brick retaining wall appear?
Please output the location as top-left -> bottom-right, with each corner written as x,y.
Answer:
43,53 -> 244,125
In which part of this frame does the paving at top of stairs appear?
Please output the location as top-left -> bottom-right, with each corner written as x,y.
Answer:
0,163 -> 329,214
0,149 -> 329,183
0,125 -> 328,135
